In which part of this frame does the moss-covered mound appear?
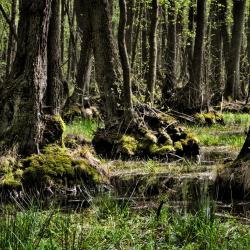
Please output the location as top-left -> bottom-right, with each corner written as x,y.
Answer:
194,112 -> 224,126
93,105 -> 200,161
0,143 -> 108,196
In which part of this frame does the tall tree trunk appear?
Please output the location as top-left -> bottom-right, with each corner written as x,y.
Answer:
118,0 -> 133,123
185,1 -> 195,82
210,0 -> 223,102
146,0 -> 158,105
0,0 -> 52,155
246,12 -> 250,104
90,0 -> 120,119
47,0 -> 64,115
69,0 -> 93,106
162,0 -> 176,100
61,0 -> 65,63
224,0 -> 246,100
5,0 -> 17,78
187,0 -> 206,111
131,3 -> 142,69
126,0 -> 135,58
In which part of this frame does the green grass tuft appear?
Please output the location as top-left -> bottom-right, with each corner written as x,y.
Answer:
65,119 -> 99,141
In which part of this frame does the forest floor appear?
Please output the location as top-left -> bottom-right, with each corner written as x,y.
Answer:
1,113 -> 250,249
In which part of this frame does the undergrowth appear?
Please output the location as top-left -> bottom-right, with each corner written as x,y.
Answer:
0,196 -> 249,250
65,119 -> 100,141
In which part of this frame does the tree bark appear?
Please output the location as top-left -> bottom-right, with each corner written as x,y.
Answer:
224,0 -> 246,100
47,0 -> 64,115
69,0 -> 93,106
162,0 -> 176,100
0,0 -> 52,155
90,0 -> 120,118
61,0 -> 66,63
146,0 -> 158,105
187,0 -> 206,111
5,0 -> 17,78
118,0 -> 133,123
126,0 -> 135,58
210,0 -> 223,102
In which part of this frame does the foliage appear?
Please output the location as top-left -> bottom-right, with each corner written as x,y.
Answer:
0,198 -> 249,249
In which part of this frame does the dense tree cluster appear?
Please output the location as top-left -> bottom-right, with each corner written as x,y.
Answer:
0,0 -> 249,177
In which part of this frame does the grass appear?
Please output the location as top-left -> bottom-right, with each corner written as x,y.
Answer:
187,113 -> 250,148
0,197 -> 249,250
65,118 -> 100,141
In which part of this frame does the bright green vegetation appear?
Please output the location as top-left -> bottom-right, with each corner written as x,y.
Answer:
65,119 -> 99,141
188,113 -> 250,148
0,198 -> 249,250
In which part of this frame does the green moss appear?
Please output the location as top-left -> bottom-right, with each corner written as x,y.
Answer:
194,112 -> 224,126
20,144 -> 104,188
158,128 -> 173,145
194,114 -> 206,124
63,106 -> 82,122
119,135 -> 139,156
53,115 -> 66,133
157,113 -> 177,125
149,144 -> 175,155
181,133 -> 199,146
144,131 -> 158,143
21,145 -> 74,185
74,159 -> 102,183
174,141 -> 183,151
0,172 -> 22,188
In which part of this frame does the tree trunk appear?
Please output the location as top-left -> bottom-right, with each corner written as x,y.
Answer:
118,0 -> 133,123
187,0 -> 206,111
126,0 -> 135,58
146,0 -> 158,105
69,0 -> 93,106
90,0 -> 120,119
131,3 -> 142,69
61,0 -> 66,63
224,0 -> 246,100
162,0 -> 176,100
210,0 -> 223,103
0,0 -> 52,155
185,1 -> 195,83
47,0 -> 64,115
5,0 -> 17,78
246,12 -> 250,104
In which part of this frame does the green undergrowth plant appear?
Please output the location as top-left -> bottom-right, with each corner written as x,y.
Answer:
65,119 -> 100,141
187,113 -> 249,148
0,196 -> 249,250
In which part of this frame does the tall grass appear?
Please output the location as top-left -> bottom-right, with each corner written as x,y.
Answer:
65,119 -> 99,141
187,113 -> 250,148
0,196 -> 249,249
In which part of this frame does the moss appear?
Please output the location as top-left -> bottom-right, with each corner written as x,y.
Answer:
144,131 -> 158,143
181,133 -> 199,146
74,159 -> 102,183
158,128 -> 173,145
21,145 -> 74,186
157,113 -> 177,125
63,106 -> 82,123
42,115 -> 66,147
149,144 -> 175,155
194,113 -> 206,124
0,172 -> 22,188
119,135 -> 139,156
174,141 -> 183,151
194,112 -> 224,126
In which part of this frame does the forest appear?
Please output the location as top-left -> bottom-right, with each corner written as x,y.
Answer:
0,0 -> 250,249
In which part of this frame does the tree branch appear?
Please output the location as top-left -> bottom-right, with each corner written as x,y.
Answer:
0,3 -> 18,41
